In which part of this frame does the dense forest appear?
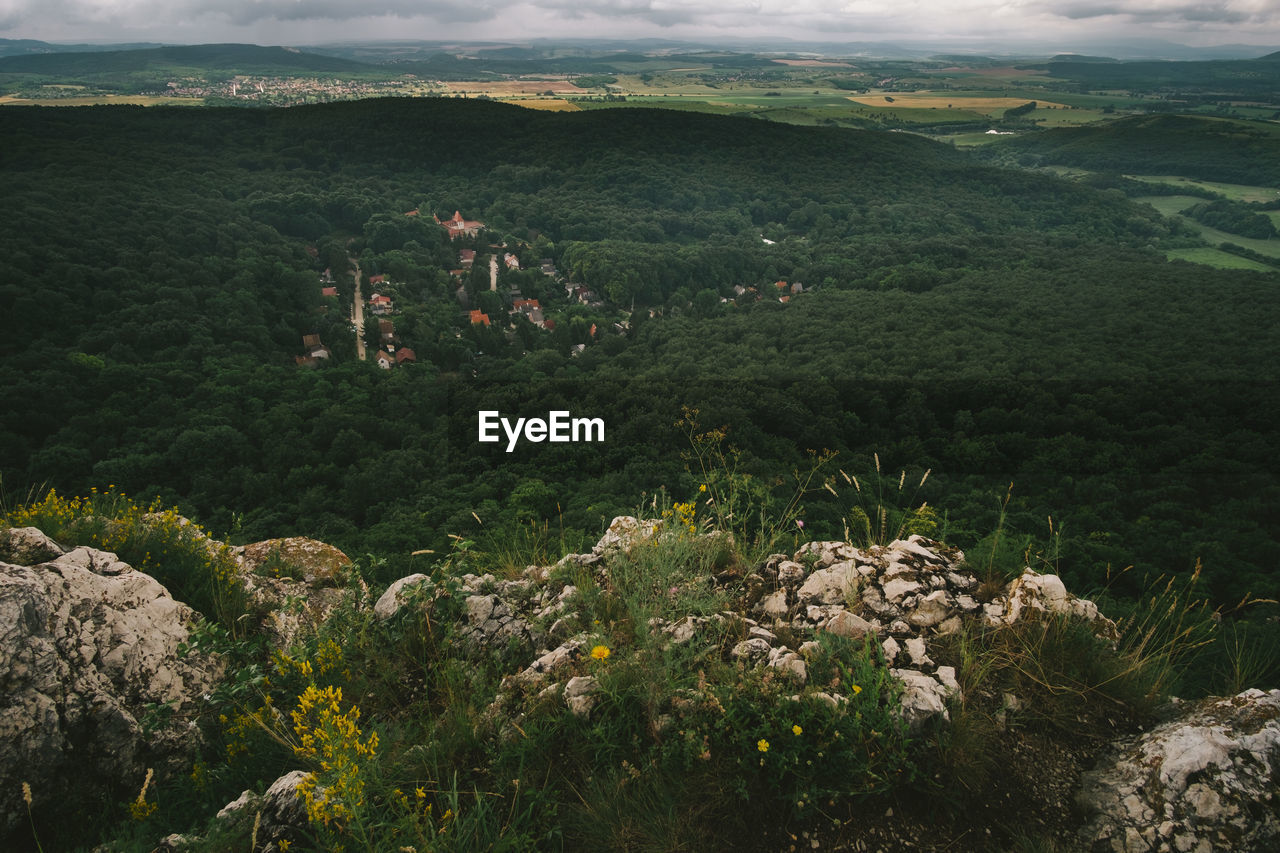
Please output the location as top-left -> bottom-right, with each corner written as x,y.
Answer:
2,97 -> 1277,612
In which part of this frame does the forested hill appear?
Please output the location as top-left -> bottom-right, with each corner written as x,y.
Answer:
0,43 -> 371,74
979,114 -> 1280,185
2,98 -> 1277,609
1045,51 -> 1280,97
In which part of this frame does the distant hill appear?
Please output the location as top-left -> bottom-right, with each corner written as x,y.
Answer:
0,38 -> 167,59
1045,53 -> 1280,97
0,43 -> 372,75
1048,54 -> 1117,63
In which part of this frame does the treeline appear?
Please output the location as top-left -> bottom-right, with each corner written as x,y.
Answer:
2,98 -> 1278,611
1180,199 -> 1278,240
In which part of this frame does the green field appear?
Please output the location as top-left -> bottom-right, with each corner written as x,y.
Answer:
1165,247 -> 1276,271
1130,176 -> 1280,203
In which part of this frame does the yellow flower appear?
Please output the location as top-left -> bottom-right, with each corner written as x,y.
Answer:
792,724 -> 802,736
851,684 -> 863,695
590,645 -> 610,661
757,738 -> 770,753
699,484 -> 707,493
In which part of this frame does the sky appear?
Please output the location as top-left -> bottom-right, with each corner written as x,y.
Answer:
2,0 -> 1279,51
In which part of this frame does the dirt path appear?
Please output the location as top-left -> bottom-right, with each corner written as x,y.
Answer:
490,253 -> 498,291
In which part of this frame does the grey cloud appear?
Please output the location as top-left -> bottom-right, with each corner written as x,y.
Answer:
533,0 -> 732,28
1036,1 -> 1267,25
196,0 -> 502,26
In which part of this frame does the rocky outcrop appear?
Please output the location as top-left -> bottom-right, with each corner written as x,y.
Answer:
0,545 -> 223,836
236,537 -> 351,586
1078,688 -> 1280,852
377,523 -> 1118,733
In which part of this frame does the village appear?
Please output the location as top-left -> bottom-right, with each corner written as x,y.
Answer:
296,209 -> 804,370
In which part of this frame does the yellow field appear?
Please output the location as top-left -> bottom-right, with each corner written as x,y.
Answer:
847,94 -> 1071,113
503,98 -> 582,112
0,95 -> 192,107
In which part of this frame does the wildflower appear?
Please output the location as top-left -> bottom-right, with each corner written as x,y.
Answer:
757,738 -> 770,753
851,684 -> 863,696
792,724 -> 802,736
22,781 -> 32,807
590,644 -> 610,661
699,484 -> 707,493
795,519 -> 805,529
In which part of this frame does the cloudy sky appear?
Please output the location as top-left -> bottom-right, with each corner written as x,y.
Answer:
2,0 -> 1278,50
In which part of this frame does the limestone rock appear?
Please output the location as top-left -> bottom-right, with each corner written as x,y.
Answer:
564,676 -> 600,717
759,588 -> 790,619
796,560 -> 859,605
374,573 -> 434,621
1078,689 -> 1280,852
823,610 -> 876,640
258,770 -> 312,846
236,537 -> 352,586
891,667 -> 960,728
0,548 -> 222,836
767,646 -> 807,682
592,516 -> 662,555
991,568 -> 1119,640
0,527 -> 65,565
777,560 -> 807,586
460,594 -> 539,653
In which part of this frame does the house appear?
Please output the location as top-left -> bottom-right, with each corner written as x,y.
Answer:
404,208 -> 420,217
459,249 -> 476,268
512,298 -> 541,314
395,347 -> 416,365
434,210 -> 484,240
368,274 -> 386,286
504,252 -> 521,271
373,350 -> 394,369
540,259 -> 557,276
469,310 -> 491,327
299,334 -> 331,365
369,293 -> 393,315
791,282 -> 804,294
378,319 -> 396,346
321,286 -> 338,297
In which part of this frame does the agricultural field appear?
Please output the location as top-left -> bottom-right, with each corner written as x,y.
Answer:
1165,247 -> 1276,271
